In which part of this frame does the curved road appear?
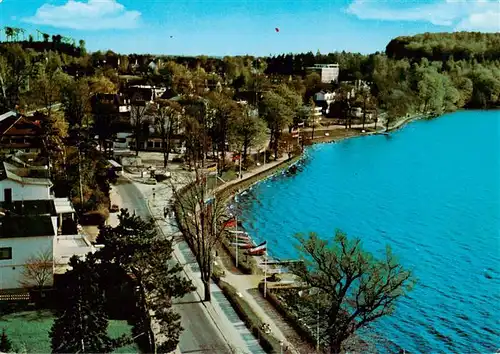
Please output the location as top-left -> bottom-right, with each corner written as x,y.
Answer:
114,178 -> 231,354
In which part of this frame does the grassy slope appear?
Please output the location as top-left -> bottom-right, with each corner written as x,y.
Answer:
0,310 -> 138,353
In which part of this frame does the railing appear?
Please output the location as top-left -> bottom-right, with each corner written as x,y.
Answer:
0,292 -> 30,301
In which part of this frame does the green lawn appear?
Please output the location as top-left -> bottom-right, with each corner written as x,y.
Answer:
0,310 -> 138,353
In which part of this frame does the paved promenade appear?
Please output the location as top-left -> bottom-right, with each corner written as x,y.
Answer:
120,152 -> 314,353
118,172 -> 266,354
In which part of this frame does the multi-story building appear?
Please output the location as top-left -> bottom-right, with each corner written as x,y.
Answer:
0,161 -> 52,202
306,64 -> 340,84
0,160 -> 96,291
0,111 -> 43,155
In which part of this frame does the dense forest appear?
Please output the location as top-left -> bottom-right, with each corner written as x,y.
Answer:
386,32 -> 500,62
1,30 -> 499,117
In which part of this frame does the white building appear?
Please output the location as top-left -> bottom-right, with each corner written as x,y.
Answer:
0,214 -> 96,290
0,215 -> 57,290
306,64 -> 340,84
0,200 -> 97,290
314,91 -> 337,115
0,161 -> 96,291
314,91 -> 336,103
0,162 -> 52,202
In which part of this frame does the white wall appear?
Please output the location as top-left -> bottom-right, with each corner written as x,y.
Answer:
0,235 -> 54,290
0,179 -> 51,202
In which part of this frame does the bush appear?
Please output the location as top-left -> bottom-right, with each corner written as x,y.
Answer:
217,280 -> 282,353
220,239 -> 260,275
172,157 -> 184,163
80,209 -> 108,226
258,283 -> 317,346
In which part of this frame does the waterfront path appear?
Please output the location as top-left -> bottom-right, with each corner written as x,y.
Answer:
109,113 -> 420,353
115,172 -> 266,354
214,155 -> 289,194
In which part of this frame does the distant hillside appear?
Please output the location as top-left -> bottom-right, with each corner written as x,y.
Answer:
385,32 -> 500,62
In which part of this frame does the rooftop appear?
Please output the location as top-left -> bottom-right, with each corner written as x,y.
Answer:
0,214 -> 56,238
53,197 -> 76,215
53,234 -> 98,274
0,115 -> 42,137
0,111 -> 17,124
0,200 -> 56,216
0,162 -> 52,186
307,63 -> 339,68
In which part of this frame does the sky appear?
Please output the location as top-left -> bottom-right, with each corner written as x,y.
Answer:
0,0 -> 499,56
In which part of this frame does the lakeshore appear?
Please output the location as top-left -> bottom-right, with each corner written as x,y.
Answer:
208,112 -> 432,352
235,110 -> 500,353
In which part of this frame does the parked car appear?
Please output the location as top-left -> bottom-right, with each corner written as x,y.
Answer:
110,204 -> 119,213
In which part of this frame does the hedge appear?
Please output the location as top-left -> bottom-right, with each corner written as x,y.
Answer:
258,283 -> 318,348
217,280 -> 282,354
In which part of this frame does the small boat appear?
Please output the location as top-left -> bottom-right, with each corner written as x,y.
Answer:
223,218 -> 244,228
229,234 -> 251,242
230,242 -> 255,249
228,230 -> 247,234
247,241 -> 267,256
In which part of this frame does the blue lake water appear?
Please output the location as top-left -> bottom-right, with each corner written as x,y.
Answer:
237,110 -> 500,353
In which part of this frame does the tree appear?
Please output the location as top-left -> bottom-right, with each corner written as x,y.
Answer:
38,110 -> 69,181
31,53 -> 68,118
61,78 -> 91,129
230,108 -> 267,163
3,27 -> 13,42
96,210 -> 193,353
19,248 -> 53,291
260,84 -> 301,159
50,254 -> 116,354
288,231 -> 415,353
87,74 -> 116,94
173,174 -> 230,302
0,328 -> 12,353
130,102 -> 151,156
384,88 -> 411,130
307,97 -> 317,140
79,39 -> 87,56
337,83 -> 354,129
153,99 -> 182,168
357,86 -> 371,130
43,33 -> 50,43
0,44 -> 35,111
207,92 -> 238,170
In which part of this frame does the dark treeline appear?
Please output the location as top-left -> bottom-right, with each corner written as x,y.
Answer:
2,31 -> 499,114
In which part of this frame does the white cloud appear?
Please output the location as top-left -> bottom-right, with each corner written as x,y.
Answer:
23,0 -> 141,30
346,0 -> 500,32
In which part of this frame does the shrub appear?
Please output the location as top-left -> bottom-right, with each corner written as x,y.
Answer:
217,280 -> 282,353
0,328 -> 12,353
220,239 -> 260,275
258,284 -> 317,346
80,209 -> 108,226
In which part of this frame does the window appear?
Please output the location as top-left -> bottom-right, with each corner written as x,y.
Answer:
4,188 -> 12,204
154,141 -> 161,148
147,141 -> 154,148
0,247 -> 12,260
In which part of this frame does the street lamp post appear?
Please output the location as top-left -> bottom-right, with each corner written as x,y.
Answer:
239,151 -> 242,179
316,292 -> 320,352
235,215 -> 238,267
263,255 -> 267,298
